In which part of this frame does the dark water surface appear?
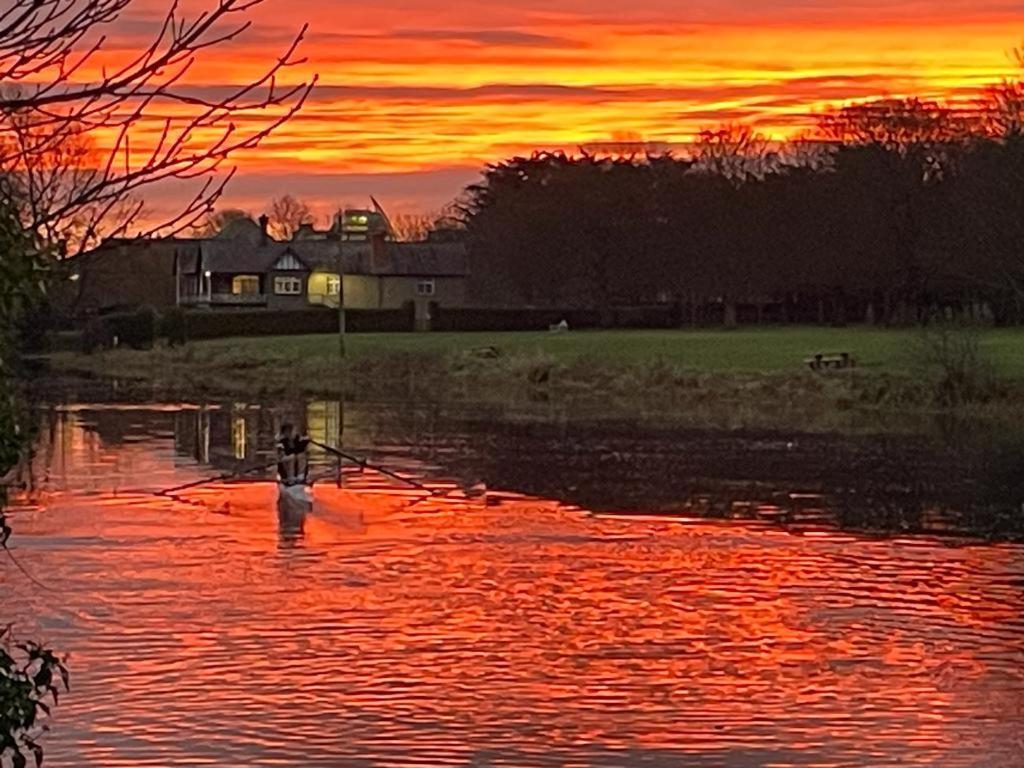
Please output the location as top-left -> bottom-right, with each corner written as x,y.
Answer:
3,391 -> 1024,766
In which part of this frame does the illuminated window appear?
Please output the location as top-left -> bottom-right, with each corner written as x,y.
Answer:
274,276 -> 302,295
326,276 -> 341,296
416,279 -> 435,297
232,415 -> 246,460
232,275 -> 260,295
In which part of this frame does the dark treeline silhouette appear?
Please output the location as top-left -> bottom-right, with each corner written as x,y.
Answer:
459,83 -> 1024,326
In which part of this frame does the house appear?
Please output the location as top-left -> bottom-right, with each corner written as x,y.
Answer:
175,216 -> 468,311
64,212 -> 469,316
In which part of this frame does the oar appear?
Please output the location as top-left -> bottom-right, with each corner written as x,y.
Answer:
309,440 -> 437,494
157,459 -> 280,496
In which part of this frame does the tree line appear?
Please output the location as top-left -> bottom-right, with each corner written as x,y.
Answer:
457,80 -> 1024,326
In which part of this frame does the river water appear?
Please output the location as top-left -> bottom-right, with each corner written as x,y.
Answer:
3,391 -> 1023,767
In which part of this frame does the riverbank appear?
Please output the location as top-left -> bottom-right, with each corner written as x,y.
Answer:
44,327 -> 1024,432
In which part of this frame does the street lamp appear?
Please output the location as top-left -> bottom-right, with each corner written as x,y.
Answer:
336,255 -> 346,359
335,218 -> 345,359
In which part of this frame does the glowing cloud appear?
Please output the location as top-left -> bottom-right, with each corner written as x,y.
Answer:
101,0 -> 1023,218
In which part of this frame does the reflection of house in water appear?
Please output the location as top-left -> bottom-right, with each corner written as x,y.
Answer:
172,400 -> 347,470
306,401 -> 342,447
232,411 -> 246,460
174,405 -> 274,468
174,407 -> 213,466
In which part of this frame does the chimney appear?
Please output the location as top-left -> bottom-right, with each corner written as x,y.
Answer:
369,230 -> 388,272
258,214 -> 269,244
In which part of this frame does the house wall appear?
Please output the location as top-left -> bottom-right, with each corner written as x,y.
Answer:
266,269 -> 309,311
379,276 -> 467,308
307,272 -> 381,310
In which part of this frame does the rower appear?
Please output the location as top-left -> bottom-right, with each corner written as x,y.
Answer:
276,422 -> 310,486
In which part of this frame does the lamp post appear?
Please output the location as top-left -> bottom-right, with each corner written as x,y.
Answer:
336,222 -> 346,359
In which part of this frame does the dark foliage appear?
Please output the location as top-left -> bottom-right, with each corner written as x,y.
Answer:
183,305 -> 415,340
0,387 -> 24,480
459,96 -> 1024,326
90,307 -> 157,350
0,625 -> 69,768
158,308 -> 188,347
0,205 -> 45,363
431,307 -> 601,332
429,305 -> 680,331
81,317 -> 114,354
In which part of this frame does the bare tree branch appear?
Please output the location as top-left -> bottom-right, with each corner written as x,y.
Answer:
267,193 -> 312,239
0,0 -> 315,253
690,124 -> 777,185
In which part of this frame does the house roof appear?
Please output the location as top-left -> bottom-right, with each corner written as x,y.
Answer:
176,239 -> 345,274
176,238 -> 468,277
372,242 -> 469,277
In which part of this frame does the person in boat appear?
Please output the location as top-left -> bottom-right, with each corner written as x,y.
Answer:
276,422 -> 310,486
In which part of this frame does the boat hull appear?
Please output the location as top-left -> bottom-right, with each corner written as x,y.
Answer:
277,482 -> 313,517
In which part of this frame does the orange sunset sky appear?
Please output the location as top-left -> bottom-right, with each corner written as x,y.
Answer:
123,0 -> 1023,221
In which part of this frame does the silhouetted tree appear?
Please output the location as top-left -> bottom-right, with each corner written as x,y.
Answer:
391,213 -> 435,242
981,45 -> 1024,139
192,208 -> 252,238
691,124 -> 777,185
943,135 -> 1024,321
267,195 -> 314,240
816,98 -> 981,323
459,84 -> 1024,328
427,203 -> 468,242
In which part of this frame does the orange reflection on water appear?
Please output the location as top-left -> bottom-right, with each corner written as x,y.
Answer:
2,406 -> 1023,766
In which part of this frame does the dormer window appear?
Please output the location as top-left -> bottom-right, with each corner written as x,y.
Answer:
273,251 -> 304,271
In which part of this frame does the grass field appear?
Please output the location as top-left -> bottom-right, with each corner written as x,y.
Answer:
45,326 -> 1024,432
173,327 -> 1024,378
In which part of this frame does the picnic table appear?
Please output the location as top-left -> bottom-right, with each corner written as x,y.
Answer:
804,352 -> 855,371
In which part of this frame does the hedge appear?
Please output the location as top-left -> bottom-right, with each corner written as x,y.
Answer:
183,304 -> 415,340
159,307 -> 188,346
78,302 -> 680,352
83,306 -> 157,351
428,305 -> 676,332
428,307 -> 597,332
604,305 -> 678,329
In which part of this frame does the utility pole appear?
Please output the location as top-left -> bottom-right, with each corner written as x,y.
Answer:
336,216 -> 346,359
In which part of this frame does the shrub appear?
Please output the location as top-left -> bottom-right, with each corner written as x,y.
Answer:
14,301 -> 56,354
81,317 -> 114,353
912,320 -> 993,405
0,620 -> 69,768
81,307 -> 157,352
119,306 -> 157,349
158,308 -> 188,346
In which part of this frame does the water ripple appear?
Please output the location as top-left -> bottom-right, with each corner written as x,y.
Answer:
3,405 -> 1023,766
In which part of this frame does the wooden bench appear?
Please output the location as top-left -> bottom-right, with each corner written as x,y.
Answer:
804,352 -> 855,371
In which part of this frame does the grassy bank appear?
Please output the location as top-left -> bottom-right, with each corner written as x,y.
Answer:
45,327 -> 1024,430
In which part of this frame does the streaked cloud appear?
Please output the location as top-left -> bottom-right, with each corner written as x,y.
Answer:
89,0 -> 1023,217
